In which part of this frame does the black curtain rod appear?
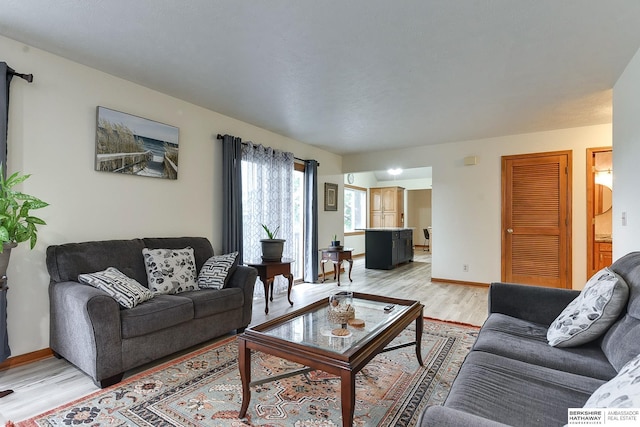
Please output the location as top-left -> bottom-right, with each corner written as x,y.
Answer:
217,133 -> 318,166
8,68 -> 34,83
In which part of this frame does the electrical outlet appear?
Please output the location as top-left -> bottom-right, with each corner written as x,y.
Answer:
463,264 -> 469,272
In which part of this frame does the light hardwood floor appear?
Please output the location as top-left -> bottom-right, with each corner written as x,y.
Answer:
0,252 -> 488,424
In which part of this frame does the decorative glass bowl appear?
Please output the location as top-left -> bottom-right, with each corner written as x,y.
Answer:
327,292 -> 355,326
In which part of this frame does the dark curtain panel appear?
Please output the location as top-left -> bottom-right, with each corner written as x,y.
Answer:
303,160 -> 319,283
0,62 -> 12,363
221,134 -> 244,264
1,62 -> 12,177
0,284 -> 8,363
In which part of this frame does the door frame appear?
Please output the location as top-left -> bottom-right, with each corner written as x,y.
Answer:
501,150 -> 573,288
586,147 -> 613,279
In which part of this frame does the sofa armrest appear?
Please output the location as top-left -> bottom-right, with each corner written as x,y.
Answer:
49,281 -> 123,383
488,282 -> 580,326
418,406 -> 512,427
226,265 -> 258,327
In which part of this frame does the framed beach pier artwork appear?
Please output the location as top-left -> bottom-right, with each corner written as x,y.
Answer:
95,106 -> 179,179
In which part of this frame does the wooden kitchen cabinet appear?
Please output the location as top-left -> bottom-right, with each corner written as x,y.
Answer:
370,186 -> 404,228
595,242 -> 613,270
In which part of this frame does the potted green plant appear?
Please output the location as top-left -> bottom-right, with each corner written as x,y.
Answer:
0,167 -> 49,276
331,234 -> 341,247
260,224 -> 285,262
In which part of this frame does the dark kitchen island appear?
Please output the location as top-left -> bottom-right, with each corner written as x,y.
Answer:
364,228 -> 414,269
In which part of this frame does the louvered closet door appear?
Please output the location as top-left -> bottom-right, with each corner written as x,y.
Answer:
502,151 -> 572,288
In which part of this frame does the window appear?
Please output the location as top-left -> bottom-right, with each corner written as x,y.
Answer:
240,143 -> 294,265
292,164 -> 305,280
344,185 -> 367,233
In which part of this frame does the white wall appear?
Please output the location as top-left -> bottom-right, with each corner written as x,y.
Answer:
376,177 -> 432,190
2,35 -> 342,357
344,125 -> 612,288
407,189 -> 432,246
612,46 -> 640,259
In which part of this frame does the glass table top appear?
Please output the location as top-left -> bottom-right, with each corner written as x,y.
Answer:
258,297 -> 411,354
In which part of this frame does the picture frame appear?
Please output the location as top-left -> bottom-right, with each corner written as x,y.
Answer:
324,182 -> 338,211
95,106 -> 179,180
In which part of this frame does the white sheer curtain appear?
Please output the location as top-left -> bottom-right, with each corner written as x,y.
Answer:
241,142 -> 294,295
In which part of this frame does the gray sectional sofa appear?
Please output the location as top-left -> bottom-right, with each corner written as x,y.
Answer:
46,237 -> 257,388
419,251 -> 640,426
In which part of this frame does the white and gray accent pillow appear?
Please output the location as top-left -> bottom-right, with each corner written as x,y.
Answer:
142,247 -> 199,294
584,352 -> 640,408
198,252 -> 239,289
78,267 -> 154,309
547,267 -> 629,347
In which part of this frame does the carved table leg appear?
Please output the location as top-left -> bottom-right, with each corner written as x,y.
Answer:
340,369 -> 356,427
269,278 -> 275,302
415,308 -> 424,366
285,273 -> 294,306
262,277 -> 271,314
347,259 -> 353,282
238,339 -> 251,419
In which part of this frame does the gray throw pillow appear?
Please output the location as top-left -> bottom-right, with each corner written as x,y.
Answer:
78,267 -> 154,309
584,352 -> 640,408
142,247 -> 199,294
547,267 -> 629,347
198,252 -> 239,289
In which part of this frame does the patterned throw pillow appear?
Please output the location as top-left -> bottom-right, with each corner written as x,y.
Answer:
547,267 -> 629,347
142,247 -> 199,294
584,353 -> 640,408
78,267 -> 154,309
198,252 -> 239,289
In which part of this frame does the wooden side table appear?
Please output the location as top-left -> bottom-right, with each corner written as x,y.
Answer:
246,258 -> 294,314
320,248 -> 353,286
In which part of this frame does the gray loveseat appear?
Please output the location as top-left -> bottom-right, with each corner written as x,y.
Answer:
46,237 -> 257,388
419,251 -> 640,426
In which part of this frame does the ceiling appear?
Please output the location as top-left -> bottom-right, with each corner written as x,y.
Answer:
373,167 -> 432,183
2,1 -> 640,155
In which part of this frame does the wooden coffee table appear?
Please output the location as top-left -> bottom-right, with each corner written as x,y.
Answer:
237,292 -> 424,426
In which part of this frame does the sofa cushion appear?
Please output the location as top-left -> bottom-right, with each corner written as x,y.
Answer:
46,238 -> 148,284
178,288 -> 244,319
584,353 -> 640,408
547,267 -> 629,347
198,252 -> 239,289
601,314 -> 640,372
473,313 -> 617,380
444,351 -> 604,427
142,247 -> 199,294
143,237 -> 214,272
120,295 -> 194,339
78,267 -> 154,309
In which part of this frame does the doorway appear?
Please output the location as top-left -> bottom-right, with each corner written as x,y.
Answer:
502,151 -> 572,288
586,148 -> 613,278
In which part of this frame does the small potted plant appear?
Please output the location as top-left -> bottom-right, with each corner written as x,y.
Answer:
331,234 -> 341,248
0,167 -> 49,276
260,224 -> 285,262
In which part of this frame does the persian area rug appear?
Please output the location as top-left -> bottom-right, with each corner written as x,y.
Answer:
17,319 -> 478,427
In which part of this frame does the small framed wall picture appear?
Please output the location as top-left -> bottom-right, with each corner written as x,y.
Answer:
324,182 -> 338,211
